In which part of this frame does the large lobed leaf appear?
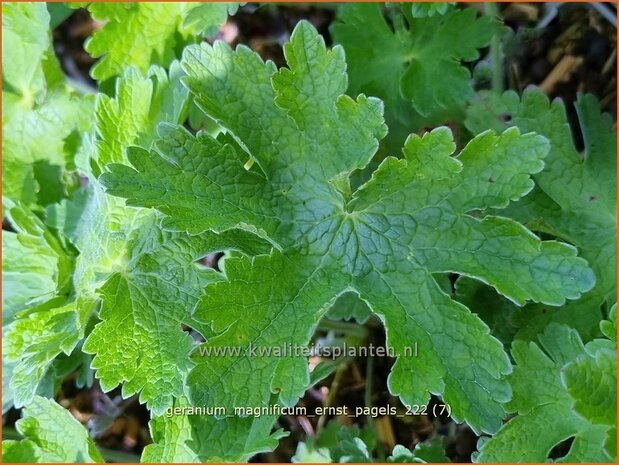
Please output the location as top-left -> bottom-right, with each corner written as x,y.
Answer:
3,4 -> 613,461
102,21 -> 594,434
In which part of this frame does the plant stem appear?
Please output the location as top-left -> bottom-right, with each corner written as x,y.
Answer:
486,3 -> 503,93
364,355 -> 375,428
316,362 -> 347,435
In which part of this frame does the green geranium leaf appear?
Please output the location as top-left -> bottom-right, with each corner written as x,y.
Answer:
466,89 -> 617,308
2,2 -> 93,207
332,3 -> 497,149
94,62 -> 189,167
2,200 -> 73,323
102,22 -> 594,435
410,2 -> 455,18
143,399 -> 285,463
84,2 -> 240,81
2,396 -> 103,463
476,314 -> 616,462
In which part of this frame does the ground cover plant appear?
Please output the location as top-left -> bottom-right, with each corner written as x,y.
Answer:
1,2 -> 617,463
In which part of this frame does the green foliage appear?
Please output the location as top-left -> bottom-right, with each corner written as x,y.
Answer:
93,63 -> 189,167
292,422 -> 449,463
464,89 -> 617,345
82,2 -> 240,81
143,398 -> 286,462
464,89 -> 618,461
2,396 -> 103,463
326,291 -> 373,324
454,275 -> 604,345
103,21 -> 594,436
466,89 -> 617,308
410,2 -> 455,18
2,2 -> 616,463
332,3 -> 497,149
2,200 -> 73,323
2,2 -> 93,207
475,309 -> 617,462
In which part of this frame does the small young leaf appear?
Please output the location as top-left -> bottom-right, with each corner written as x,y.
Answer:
388,438 -> 450,463
4,303 -> 81,408
332,3 -> 497,149
476,316 -> 616,462
84,2 -> 239,81
2,396 -> 103,463
95,63 -> 188,167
